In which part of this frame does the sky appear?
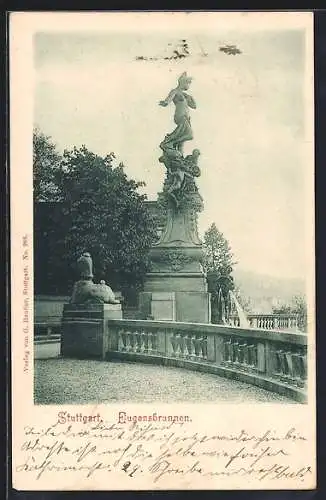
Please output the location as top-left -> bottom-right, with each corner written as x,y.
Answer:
33,26 -> 311,280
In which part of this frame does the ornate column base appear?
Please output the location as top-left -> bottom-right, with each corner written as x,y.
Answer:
140,194 -> 210,323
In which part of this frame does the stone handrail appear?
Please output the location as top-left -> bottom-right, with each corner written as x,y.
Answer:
229,313 -> 299,331
105,319 -> 307,403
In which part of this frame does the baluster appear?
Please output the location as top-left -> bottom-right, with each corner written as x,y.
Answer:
277,350 -> 289,381
274,349 -> 281,375
270,349 -> 278,377
299,353 -> 307,382
193,335 -> 201,360
135,330 -> 142,352
185,334 -> 193,358
190,335 -> 197,360
173,333 -> 181,357
142,331 -> 149,353
233,341 -> 239,365
201,336 -> 208,360
238,343 -> 246,369
147,332 -> 153,354
248,344 -> 257,370
151,331 -> 158,353
125,330 -> 132,351
229,340 -> 235,364
242,343 -> 249,369
179,334 -> 186,358
291,353 -> 302,386
223,338 -> 231,364
139,331 -> 145,352
170,334 -> 178,356
237,341 -> 243,364
128,331 -> 136,352
120,330 -> 127,351
285,351 -> 294,383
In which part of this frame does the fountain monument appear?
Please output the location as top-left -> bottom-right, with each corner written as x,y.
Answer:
139,72 -> 210,322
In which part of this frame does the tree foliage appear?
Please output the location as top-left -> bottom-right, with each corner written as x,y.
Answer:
202,223 -> 236,323
33,128 -> 62,202
203,223 -> 236,298
33,133 -> 157,299
272,294 -> 308,332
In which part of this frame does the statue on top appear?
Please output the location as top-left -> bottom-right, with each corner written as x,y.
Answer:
159,72 -> 196,155
159,73 -> 202,208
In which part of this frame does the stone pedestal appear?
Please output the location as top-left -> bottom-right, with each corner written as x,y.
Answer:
140,193 -> 211,324
61,303 -> 122,359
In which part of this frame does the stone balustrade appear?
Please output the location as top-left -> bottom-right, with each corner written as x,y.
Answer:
229,313 -> 299,331
106,319 -> 307,402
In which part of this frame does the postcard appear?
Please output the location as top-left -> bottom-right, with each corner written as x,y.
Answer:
10,11 -> 316,490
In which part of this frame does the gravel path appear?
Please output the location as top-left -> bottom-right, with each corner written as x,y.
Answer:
34,358 -> 295,405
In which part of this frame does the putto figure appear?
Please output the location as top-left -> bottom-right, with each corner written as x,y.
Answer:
159,72 -> 196,155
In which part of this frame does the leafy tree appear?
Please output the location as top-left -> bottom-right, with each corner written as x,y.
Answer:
272,294 -> 308,332
203,223 -> 236,295
33,128 -> 62,202
34,139 -> 157,300
203,223 -> 236,323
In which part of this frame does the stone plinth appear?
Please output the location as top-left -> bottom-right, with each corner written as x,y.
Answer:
140,290 -> 210,323
61,303 -> 122,359
141,190 -> 210,323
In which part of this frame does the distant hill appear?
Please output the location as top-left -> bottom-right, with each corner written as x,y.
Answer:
233,269 -> 306,314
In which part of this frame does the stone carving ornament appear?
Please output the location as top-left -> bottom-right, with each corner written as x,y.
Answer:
150,249 -> 193,272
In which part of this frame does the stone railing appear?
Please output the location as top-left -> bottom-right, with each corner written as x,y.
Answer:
105,319 -> 307,402
229,314 -> 299,331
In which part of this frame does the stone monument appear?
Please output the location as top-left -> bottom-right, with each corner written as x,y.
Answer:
140,73 -> 210,323
61,252 -> 122,359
